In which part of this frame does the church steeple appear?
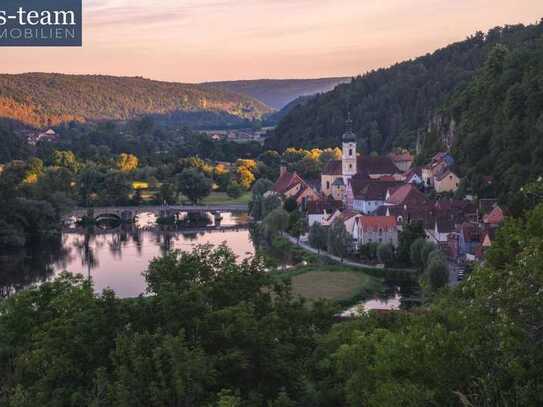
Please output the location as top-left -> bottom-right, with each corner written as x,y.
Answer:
342,112 -> 357,179
342,112 -> 356,142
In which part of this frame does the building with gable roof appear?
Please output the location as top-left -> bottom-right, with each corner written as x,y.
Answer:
352,215 -> 398,247
388,151 -> 414,172
272,166 -> 320,206
352,179 -> 404,214
306,198 -> 343,226
483,206 -> 504,225
434,169 -> 460,193
385,184 -> 430,208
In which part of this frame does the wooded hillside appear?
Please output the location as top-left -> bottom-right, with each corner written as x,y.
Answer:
266,21 -> 543,153
0,73 -> 272,128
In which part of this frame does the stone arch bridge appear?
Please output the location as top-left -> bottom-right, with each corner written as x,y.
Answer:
63,204 -> 249,223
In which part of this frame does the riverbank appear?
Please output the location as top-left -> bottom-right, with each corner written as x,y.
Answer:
284,234 -> 416,275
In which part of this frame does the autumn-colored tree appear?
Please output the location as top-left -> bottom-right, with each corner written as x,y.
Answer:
116,153 -> 139,173
236,166 -> 256,190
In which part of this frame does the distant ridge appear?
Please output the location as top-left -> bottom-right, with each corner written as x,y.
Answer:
201,77 -> 351,110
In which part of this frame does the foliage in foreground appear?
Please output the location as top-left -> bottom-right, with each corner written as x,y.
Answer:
0,245 -> 336,406
1,204 -> 543,406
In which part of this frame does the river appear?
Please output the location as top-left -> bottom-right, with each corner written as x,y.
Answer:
0,211 -> 254,298
0,210 -> 419,311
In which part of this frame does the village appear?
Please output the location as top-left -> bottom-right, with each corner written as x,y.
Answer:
269,116 -> 505,282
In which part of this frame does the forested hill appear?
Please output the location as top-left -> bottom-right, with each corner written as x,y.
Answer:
448,40 -> 543,205
0,73 -> 272,128
266,21 -> 543,152
201,77 -> 350,109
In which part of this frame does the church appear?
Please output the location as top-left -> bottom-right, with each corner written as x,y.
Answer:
320,115 -> 402,202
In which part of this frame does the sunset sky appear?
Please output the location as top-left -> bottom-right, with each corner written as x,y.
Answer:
2,0 -> 542,83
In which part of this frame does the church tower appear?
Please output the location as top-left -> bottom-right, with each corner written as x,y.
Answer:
342,113 -> 357,180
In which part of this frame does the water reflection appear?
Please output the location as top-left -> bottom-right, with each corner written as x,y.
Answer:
341,279 -> 422,317
0,239 -> 67,298
0,212 -> 254,298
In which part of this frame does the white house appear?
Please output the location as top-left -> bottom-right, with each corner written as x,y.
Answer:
352,215 -> 399,247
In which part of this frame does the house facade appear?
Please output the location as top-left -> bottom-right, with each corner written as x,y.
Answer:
272,167 -> 320,205
434,170 -> 460,193
352,216 -> 398,247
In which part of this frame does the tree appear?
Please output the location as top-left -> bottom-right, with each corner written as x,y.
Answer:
251,178 -> 273,197
398,222 -> 426,265
283,197 -> 298,212
425,254 -> 449,292
235,166 -> 256,190
216,389 -> 242,407
250,192 -> 281,221
116,153 -> 139,173
177,168 -> 212,204
308,222 -> 327,255
77,166 -> 104,206
110,332 -> 214,406
421,241 -> 438,268
262,208 -> 289,240
288,211 -> 307,243
409,238 -> 427,271
158,183 -> 176,205
52,150 -> 80,173
377,243 -> 395,266
295,156 -> 322,179
270,236 -> 292,272
226,181 -> 244,199
100,170 -> 132,206
319,148 -> 342,163
327,219 -> 352,262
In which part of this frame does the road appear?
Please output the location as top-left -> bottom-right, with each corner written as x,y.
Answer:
285,234 -> 415,273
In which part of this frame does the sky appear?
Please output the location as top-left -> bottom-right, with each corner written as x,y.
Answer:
1,0 -> 542,83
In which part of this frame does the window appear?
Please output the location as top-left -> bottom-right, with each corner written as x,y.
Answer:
326,181 -> 330,190
349,164 -> 352,170
349,148 -> 353,156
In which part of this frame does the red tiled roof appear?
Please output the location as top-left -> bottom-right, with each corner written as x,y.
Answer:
479,199 -> 498,214
306,198 -> 343,215
354,181 -> 403,201
358,215 -> 397,232
322,160 -> 343,176
387,184 -> 427,206
358,156 -> 399,175
273,171 -> 304,194
483,206 -> 504,225
322,156 -> 400,176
